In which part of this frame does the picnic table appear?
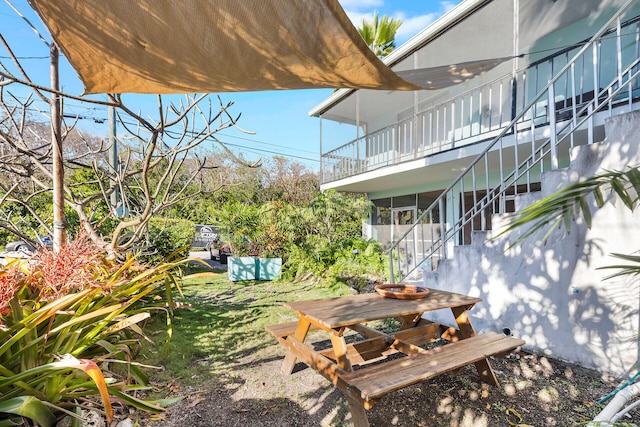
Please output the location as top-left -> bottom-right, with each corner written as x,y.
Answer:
267,287 -> 525,427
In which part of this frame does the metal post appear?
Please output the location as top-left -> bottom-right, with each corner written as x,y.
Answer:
547,60 -> 558,170
319,116 -> 323,183
108,105 -> 120,215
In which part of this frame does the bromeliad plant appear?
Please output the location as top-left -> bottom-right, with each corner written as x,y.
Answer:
0,234 -> 190,426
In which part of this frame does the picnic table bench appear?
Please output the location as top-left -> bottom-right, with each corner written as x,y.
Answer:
267,288 -> 524,427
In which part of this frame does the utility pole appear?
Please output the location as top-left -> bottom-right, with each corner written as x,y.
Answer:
50,42 -> 67,251
108,105 -> 120,215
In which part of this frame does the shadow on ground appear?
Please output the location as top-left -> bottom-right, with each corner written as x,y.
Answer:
145,343 -> 620,426
140,268 -> 630,426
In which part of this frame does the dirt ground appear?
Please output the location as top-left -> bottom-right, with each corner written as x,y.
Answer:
139,337 -> 636,427
132,254 -> 636,426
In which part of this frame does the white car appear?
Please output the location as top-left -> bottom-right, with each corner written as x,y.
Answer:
5,236 -> 53,254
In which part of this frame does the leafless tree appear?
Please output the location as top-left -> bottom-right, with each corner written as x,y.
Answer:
262,156 -> 319,205
0,27 -> 256,253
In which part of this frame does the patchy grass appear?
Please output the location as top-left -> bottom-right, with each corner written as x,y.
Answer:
140,270 -> 351,390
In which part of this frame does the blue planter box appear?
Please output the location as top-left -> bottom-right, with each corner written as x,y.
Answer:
228,256 -> 257,281
256,257 -> 282,281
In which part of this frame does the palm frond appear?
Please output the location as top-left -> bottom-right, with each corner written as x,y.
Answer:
598,252 -> 640,279
497,167 -> 640,246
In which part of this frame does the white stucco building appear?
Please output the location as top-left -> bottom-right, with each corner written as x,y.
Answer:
311,0 -> 640,376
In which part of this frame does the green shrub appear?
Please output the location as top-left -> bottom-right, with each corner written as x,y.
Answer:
254,201 -> 290,259
281,237 -> 388,287
216,202 -> 260,256
144,217 -> 196,263
327,239 -> 389,290
208,191 -> 383,287
277,191 -> 384,286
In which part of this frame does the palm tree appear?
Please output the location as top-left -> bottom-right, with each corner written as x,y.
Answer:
358,11 -> 402,57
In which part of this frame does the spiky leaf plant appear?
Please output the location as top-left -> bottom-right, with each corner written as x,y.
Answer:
0,234 -> 195,425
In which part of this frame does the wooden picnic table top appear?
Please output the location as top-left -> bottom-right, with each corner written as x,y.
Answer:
285,288 -> 482,330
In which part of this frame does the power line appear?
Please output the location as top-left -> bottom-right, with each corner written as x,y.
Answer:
6,101 -> 320,162
0,55 -> 49,60
159,126 -> 320,163
116,118 -> 320,162
62,113 -> 106,124
57,103 -> 319,156
215,131 -> 318,156
217,140 -> 319,163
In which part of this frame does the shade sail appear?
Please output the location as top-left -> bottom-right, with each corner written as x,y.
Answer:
27,0 -> 424,94
397,57 -> 514,90
27,0 -> 512,94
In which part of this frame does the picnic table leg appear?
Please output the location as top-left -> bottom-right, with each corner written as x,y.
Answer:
331,328 -> 371,427
396,313 -> 422,330
330,328 -> 353,372
346,396 -> 370,427
451,306 -> 499,387
281,318 -> 311,375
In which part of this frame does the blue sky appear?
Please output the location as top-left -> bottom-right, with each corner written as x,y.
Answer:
0,1 -> 460,170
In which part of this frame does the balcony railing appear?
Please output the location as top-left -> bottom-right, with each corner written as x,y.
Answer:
321,11 -> 640,186
321,73 -> 514,183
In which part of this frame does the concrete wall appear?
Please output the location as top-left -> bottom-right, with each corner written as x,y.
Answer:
423,110 -> 640,377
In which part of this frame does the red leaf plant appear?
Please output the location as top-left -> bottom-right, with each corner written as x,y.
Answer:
0,264 -> 27,319
0,232 -> 124,320
27,234 -> 118,301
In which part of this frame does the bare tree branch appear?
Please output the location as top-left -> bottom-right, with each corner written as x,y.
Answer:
1,13 -> 260,255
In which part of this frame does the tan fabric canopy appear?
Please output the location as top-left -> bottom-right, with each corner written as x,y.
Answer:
28,0 -> 510,94
28,0 -> 424,94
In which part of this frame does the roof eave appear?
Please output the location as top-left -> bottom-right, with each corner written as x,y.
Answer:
308,0 -> 492,118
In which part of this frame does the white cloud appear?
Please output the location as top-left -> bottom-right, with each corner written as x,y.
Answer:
344,11 -> 370,27
395,13 -> 440,43
440,1 -> 459,13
